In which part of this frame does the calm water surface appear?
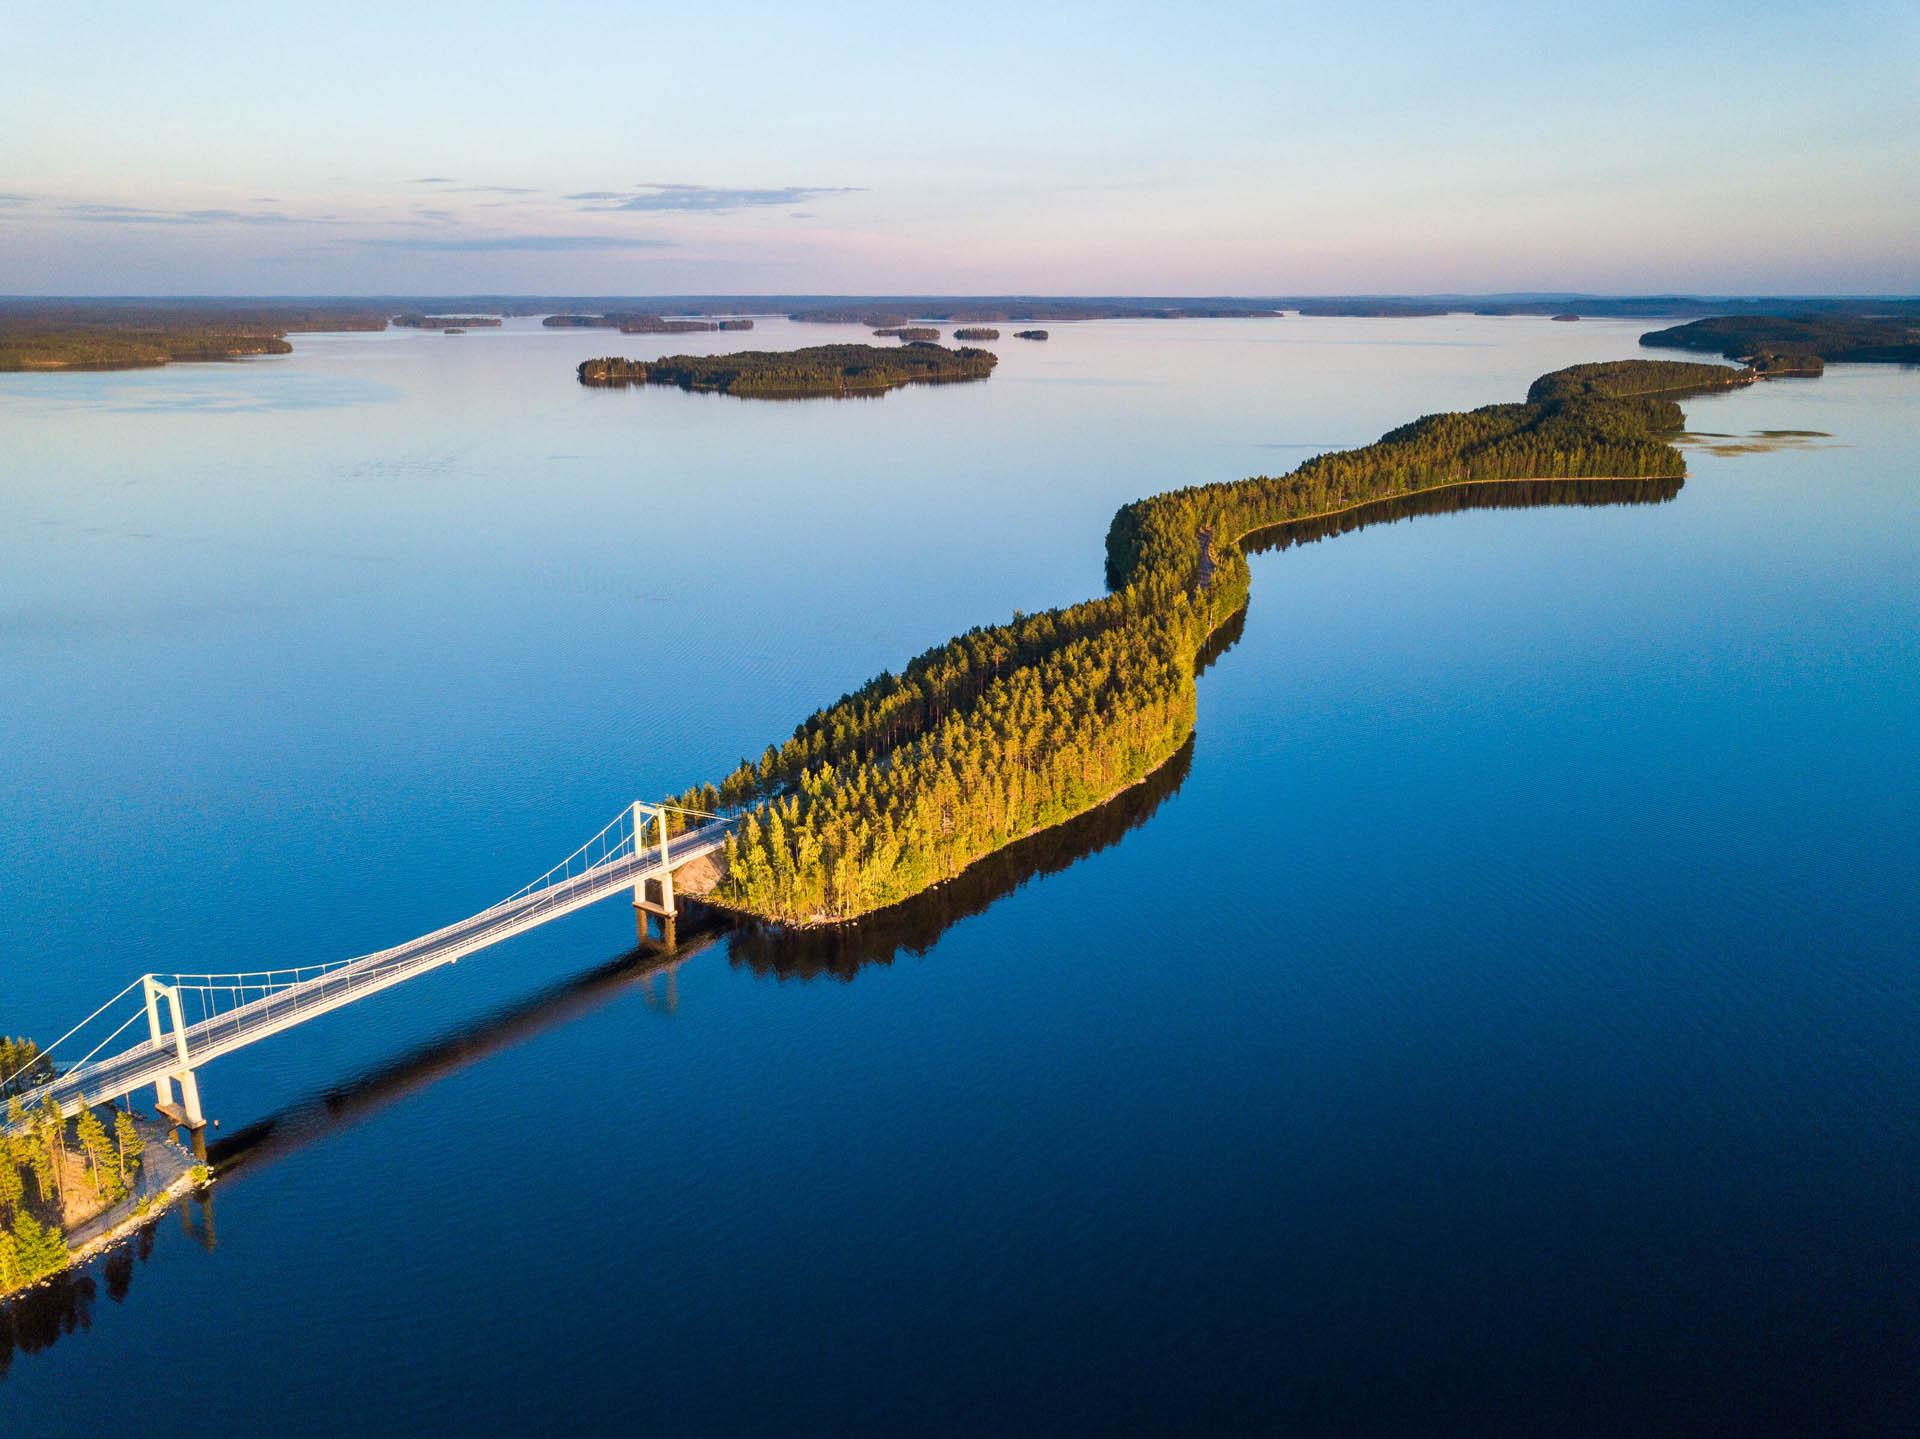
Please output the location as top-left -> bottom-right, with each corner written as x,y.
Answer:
2,317 -> 1916,1434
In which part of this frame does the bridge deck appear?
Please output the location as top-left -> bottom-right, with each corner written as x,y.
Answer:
13,820 -> 731,1120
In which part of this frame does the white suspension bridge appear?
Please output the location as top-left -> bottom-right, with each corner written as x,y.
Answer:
3,802 -> 733,1136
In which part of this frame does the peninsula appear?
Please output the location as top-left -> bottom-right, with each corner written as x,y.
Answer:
648,358 -> 1779,926
2,1039 -> 201,1298
0,304 -> 384,372
578,342 -> 997,396
1641,314 -> 1920,369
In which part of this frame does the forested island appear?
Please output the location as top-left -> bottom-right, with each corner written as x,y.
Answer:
544,313 -> 754,333
578,342 -> 997,397
874,326 -> 941,341
1014,330 -> 1049,341
392,314 -> 502,329
640,357 -> 1782,926
1641,315 -> 1919,369
621,317 -> 754,334
0,304 -> 384,372
953,328 -> 1000,341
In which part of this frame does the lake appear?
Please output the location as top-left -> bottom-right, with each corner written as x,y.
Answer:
3,316 -> 1916,1434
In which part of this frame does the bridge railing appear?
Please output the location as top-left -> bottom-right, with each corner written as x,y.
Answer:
3,805 -> 738,1119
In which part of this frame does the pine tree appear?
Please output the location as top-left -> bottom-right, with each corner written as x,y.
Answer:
75,1101 -> 118,1201
0,1226 -> 21,1292
0,1140 -> 21,1222
9,1210 -> 69,1282
26,1099 -> 59,1208
114,1108 -> 145,1188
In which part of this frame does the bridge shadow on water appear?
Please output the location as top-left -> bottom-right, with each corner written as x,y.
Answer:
204,940 -> 720,1185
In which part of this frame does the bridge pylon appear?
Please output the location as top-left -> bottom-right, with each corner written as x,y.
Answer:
142,975 -> 207,1131
630,801 -> 679,952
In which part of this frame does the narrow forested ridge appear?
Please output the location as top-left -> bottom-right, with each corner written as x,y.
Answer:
683,358 -> 1750,925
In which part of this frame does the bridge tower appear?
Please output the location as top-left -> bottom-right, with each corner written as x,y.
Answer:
630,801 -> 679,952
141,975 -> 207,1132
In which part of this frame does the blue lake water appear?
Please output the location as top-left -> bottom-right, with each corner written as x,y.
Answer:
2,316 -> 1916,1434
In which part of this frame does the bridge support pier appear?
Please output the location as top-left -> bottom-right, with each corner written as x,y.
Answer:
634,870 -> 677,953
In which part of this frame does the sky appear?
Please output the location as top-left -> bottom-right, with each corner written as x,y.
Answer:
2,0 -> 1916,296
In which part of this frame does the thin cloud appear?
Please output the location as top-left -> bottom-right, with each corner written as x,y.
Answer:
450,184 -> 540,195
360,233 -> 673,252
576,183 -> 862,214
0,193 -> 36,207
61,202 -> 332,227
409,176 -> 454,184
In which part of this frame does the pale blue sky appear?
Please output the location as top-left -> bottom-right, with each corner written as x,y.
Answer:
2,0 -> 1915,294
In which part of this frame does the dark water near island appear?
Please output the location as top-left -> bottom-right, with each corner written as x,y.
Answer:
2,317 -> 1916,1435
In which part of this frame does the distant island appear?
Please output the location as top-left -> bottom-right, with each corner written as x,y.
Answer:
952,328 -> 1000,341
1014,329 -> 1049,341
0,303 -> 384,372
544,312 -> 754,333
578,342 -> 998,397
1552,313 -> 1580,322
1293,302 -> 1444,318
795,302 -> 1280,324
638,356 -> 1789,927
620,316 -> 755,334
1641,315 -> 1919,370
392,313 -> 502,329
874,326 -> 941,341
